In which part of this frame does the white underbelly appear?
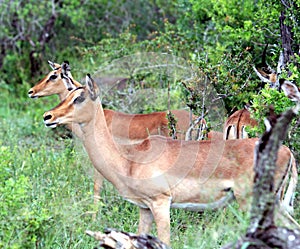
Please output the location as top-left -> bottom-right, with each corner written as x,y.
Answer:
171,190 -> 234,211
124,190 -> 234,211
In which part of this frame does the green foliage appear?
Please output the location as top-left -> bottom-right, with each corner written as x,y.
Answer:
174,0 -> 282,63
1,0 -> 295,106
1,54 -> 31,97
188,48 -> 259,112
0,105 -> 91,248
0,137 -> 53,248
250,82 -> 300,168
251,85 -> 295,134
0,0 -> 180,94
250,54 -> 300,152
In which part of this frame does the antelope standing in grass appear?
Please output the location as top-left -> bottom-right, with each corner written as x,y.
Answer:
28,61 -> 194,208
42,73 -> 297,245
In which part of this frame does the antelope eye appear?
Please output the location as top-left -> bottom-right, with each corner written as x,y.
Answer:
49,74 -> 58,80
73,96 -> 85,104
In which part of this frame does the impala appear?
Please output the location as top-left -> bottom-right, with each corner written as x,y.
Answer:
28,61 -> 193,142
28,61 -> 194,206
223,109 -> 258,140
253,44 -> 284,89
28,61 -> 128,99
223,108 -> 297,213
42,74 -> 296,245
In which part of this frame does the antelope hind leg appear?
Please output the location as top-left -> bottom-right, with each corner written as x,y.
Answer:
138,207 -> 154,234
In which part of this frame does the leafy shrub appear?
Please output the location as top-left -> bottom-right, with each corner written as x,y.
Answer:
0,145 -> 53,248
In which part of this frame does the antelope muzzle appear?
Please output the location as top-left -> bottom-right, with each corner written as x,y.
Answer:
43,112 -> 58,128
28,88 -> 38,98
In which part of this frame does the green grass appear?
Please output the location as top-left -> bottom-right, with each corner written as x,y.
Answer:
0,87 -> 299,249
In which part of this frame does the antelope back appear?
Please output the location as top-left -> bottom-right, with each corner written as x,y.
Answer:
224,109 -> 258,140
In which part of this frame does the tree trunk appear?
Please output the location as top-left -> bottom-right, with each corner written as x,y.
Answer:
221,106 -> 300,249
279,10 -> 293,66
29,13 -> 57,77
247,108 -> 294,234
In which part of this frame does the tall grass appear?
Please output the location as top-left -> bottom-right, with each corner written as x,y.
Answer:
0,84 -> 298,249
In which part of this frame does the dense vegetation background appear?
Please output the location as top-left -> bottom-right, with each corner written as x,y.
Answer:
0,0 -> 300,248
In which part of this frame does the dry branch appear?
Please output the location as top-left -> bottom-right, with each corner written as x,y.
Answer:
86,228 -> 170,249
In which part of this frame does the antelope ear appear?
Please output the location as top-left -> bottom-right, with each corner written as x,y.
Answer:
279,79 -> 300,102
86,74 -> 100,101
61,61 -> 71,76
48,60 -> 61,70
48,60 -> 56,70
61,73 -> 76,91
253,66 -> 272,84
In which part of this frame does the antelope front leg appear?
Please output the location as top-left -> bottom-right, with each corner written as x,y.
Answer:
138,207 -> 154,234
151,197 -> 171,245
94,169 -> 104,204
93,170 -> 104,219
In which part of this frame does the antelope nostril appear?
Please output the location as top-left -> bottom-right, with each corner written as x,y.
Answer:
28,90 -> 33,95
44,114 -> 52,121
67,87 -> 73,91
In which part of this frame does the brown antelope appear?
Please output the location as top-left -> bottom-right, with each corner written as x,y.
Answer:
253,44 -> 284,89
223,109 -> 258,140
28,61 -> 194,207
42,74 -> 296,245
253,46 -> 300,102
224,107 -> 297,214
28,61 -> 129,99
28,61 -> 193,141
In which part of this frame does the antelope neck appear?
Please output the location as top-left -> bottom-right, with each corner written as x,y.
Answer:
79,99 -> 129,188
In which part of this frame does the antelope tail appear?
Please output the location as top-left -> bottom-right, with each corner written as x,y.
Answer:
275,152 -> 300,229
282,152 -> 298,214
277,152 -> 298,214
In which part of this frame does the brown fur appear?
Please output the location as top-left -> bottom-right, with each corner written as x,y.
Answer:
224,109 -> 258,140
28,64 -> 82,100
28,63 -> 192,142
206,130 -> 224,140
224,108 -> 297,214
28,62 -> 193,209
43,76 -> 295,245
105,109 -> 191,143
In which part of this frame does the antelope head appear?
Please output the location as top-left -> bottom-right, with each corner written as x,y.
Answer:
253,47 -> 300,104
279,79 -> 300,102
253,45 -> 284,89
28,60 -> 80,98
48,60 -> 60,71
43,74 -> 100,128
